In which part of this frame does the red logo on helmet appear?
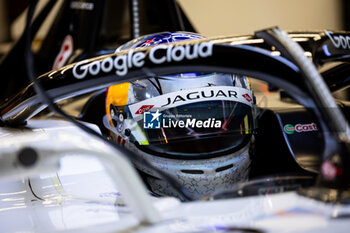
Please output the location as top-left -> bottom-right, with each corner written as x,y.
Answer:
242,93 -> 252,102
135,105 -> 154,114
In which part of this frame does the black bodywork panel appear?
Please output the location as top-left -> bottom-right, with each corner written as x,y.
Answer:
251,107 -> 323,178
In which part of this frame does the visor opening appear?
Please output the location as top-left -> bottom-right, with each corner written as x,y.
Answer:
215,164 -> 234,172
181,169 -> 204,174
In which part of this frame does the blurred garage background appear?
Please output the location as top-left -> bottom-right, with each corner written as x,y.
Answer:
0,0 -> 348,66
0,0 -> 347,41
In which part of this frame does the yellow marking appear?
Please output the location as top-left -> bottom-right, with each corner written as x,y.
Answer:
244,115 -> 249,134
139,141 -> 149,145
50,174 -> 70,197
108,83 -> 130,106
106,83 -> 130,121
247,77 -> 252,90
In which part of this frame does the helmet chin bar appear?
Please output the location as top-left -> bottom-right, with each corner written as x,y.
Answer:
127,141 -> 251,201
1,31 -> 349,201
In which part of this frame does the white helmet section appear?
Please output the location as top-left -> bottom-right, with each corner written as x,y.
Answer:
127,141 -> 251,200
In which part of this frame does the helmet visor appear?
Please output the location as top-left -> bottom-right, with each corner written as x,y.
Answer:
135,100 -> 254,158
107,73 -> 255,159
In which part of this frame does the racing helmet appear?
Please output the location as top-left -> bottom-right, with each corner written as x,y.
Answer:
105,32 -> 256,200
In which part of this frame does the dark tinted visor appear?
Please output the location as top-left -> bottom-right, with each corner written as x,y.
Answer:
134,100 -> 253,159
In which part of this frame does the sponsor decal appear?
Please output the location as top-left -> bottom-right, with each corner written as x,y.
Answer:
284,124 -> 295,134
242,93 -> 252,102
129,86 -> 253,121
135,105 -> 154,114
52,35 -> 73,70
160,87 -> 238,108
325,31 -> 350,50
144,110 -> 162,129
163,117 -> 221,129
283,123 -> 318,134
143,110 -> 221,129
70,1 -> 94,10
72,41 -> 213,79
